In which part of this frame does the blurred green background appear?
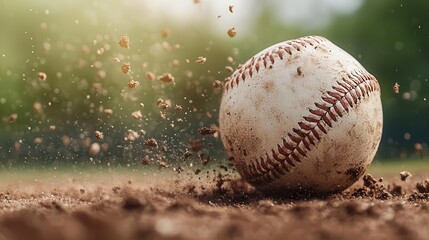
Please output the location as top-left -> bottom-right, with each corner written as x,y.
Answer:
0,0 -> 428,168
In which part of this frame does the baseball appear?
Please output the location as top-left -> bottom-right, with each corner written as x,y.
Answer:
219,36 -> 383,194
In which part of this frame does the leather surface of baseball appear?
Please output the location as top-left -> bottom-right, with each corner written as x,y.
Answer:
219,36 -> 383,194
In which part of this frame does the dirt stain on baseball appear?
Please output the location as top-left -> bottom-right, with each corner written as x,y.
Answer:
263,80 -> 275,92
297,66 -> 303,76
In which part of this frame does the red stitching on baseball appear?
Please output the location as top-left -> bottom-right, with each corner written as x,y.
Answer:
244,70 -> 379,185
223,36 -> 327,92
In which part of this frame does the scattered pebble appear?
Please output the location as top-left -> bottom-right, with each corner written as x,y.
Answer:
141,156 -> 152,165
393,82 -> 400,94
174,166 -> 184,173
228,5 -> 234,13
118,35 -> 130,48
161,29 -> 171,39
89,143 -> 101,156
172,59 -> 180,67
144,138 -> 158,148
213,80 -> 223,89
184,151 -> 193,159
158,73 -> 175,83
146,72 -> 156,81
227,28 -> 237,38
138,130 -> 146,137
161,145 -> 168,152
363,174 -> 377,188
416,179 -> 429,193
103,109 -> 113,114
97,48 -> 105,55
188,139 -> 203,152
399,171 -> 412,181
131,110 -> 143,120
121,63 -> 131,74
128,79 -> 139,88
157,98 -> 172,109
33,102 -> 43,114
34,137 -> 43,144
377,189 -> 392,200
414,143 -> 423,152
198,127 -> 218,136
195,56 -> 207,64
8,113 -> 18,123
160,111 -> 166,120
38,72 -> 47,81
157,158 -> 168,169
95,131 -> 104,140
199,153 -> 210,165
125,130 -> 139,141
390,183 -> 403,196
402,92 -> 410,100
175,104 -> 183,111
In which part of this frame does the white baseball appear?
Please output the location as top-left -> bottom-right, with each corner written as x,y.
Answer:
219,36 -> 383,194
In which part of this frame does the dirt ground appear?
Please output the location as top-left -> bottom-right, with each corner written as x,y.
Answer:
0,168 -> 428,240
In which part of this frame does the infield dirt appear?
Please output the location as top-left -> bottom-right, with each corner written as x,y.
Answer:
0,168 -> 428,240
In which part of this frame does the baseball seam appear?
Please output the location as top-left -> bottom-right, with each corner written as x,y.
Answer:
222,36 -> 380,186
224,35 -> 326,92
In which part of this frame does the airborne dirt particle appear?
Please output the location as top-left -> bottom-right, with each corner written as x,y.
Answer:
198,127 -> 218,136
195,56 -> 207,64
399,171 -> 412,181
227,28 -> 237,38
38,72 -> 47,81
228,5 -> 234,13
199,153 -> 210,165
158,73 -> 175,83
213,80 -> 223,89
127,79 -> 139,88
34,137 -> 43,144
363,174 -> 377,188
121,63 -> 131,74
89,143 -> 101,156
161,29 -> 171,39
144,138 -> 159,148
157,98 -> 172,109
188,138 -> 203,152
141,155 -> 152,165
94,131 -> 104,140
146,71 -> 156,81
8,113 -> 18,123
118,35 -> 130,48
225,66 -> 234,73
131,110 -> 143,120
96,48 -> 105,55
103,109 -> 113,115
416,179 -> 429,193
393,82 -> 400,93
